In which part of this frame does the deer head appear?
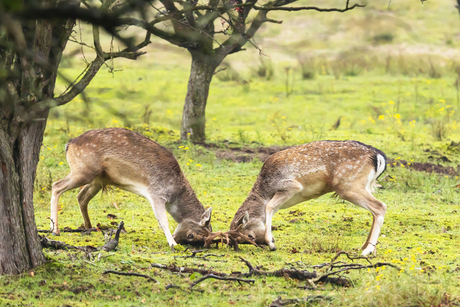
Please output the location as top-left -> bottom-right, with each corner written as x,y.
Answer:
173,207 -> 213,245
231,211 -> 267,246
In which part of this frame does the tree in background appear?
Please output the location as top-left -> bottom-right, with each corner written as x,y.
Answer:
124,0 -> 364,142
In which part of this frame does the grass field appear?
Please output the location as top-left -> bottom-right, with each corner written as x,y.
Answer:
3,0 -> 460,306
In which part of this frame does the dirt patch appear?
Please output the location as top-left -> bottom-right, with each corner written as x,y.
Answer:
389,159 -> 458,177
201,143 -> 292,163
203,143 -> 459,176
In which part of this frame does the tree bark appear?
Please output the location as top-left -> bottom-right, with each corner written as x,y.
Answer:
0,121 -> 48,274
180,51 -> 220,142
0,0 -> 148,275
0,4 -> 76,275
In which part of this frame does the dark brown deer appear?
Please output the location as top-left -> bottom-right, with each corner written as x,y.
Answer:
50,128 -> 212,249
230,141 -> 387,256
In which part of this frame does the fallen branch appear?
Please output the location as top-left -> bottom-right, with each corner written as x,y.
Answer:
316,262 -> 401,283
269,295 -> 333,307
151,263 -> 228,277
100,221 -> 124,252
329,251 -> 374,266
39,222 -> 126,252
239,257 -> 317,279
165,283 -> 182,290
37,227 -> 98,234
39,235 -> 78,250
103,270 -> 158,283
239,257 -> 350,287
39,235 -> 97,252
189,273 -> 255,289
174,250 -> 226,262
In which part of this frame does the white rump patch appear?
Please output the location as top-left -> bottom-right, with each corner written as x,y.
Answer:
376,154 -> 386,178
366,168 -> 376,193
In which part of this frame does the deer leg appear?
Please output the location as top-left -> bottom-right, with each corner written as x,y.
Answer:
76,181 -> 103,229
265,183 -> 303,251
50,173 -> 97,235
339,190 -> 387,256
361,217 -> 376,250
146,195 -> 177,250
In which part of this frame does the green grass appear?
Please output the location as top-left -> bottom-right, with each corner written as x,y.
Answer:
17,66 -> 460,306
4,0 -> 460,305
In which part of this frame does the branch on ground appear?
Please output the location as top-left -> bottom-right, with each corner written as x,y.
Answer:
103,270 -> 158,283
39,235 -> 98,252
269,295 -> 333,307
37,227 -> 98,234
174,250 -> 226,262
189,273 -> 255,289
39,222 -> 126,252
151,263 -> 229,277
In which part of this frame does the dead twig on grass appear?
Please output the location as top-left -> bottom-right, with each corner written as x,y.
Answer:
39,221 -> 126,252
100,221 -> 124,252
174,250 -> 227,262
269,295 -> 333,307
103,270 -> 158,283
151,263 -> 228,277
238,256 -> 317,279
239,257 -> 350,287
316,262 -> 401,283
37,227 -> 98,234
39,235 -> 97,252
309,252 -> 400,286
189,273 -> 255,289
39,235 -> 79,250
329,251 -> 375,265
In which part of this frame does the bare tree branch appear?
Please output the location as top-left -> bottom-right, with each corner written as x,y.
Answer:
254,1 -> 365,12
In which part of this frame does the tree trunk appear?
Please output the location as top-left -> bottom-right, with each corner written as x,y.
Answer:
0,5 -> 76,274
0,120 -> 48,274
180,51 -> 220,142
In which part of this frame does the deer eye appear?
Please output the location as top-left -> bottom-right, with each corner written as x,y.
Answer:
248,234 -> 254,239
187,233 -> 194,240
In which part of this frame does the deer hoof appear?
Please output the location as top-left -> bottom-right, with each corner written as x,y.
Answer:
361,246 -> 375,256
51,232 -> 60,236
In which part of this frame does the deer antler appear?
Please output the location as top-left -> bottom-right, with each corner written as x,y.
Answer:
201,226 -> 259,251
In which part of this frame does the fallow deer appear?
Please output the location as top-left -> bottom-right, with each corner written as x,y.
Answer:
50,128 -> 212,248
230,140 -> 387,256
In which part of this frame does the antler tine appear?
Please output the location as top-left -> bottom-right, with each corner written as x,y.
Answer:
201,224 -> 260,251
225,230 -> 259,248
204,231 -> 225,249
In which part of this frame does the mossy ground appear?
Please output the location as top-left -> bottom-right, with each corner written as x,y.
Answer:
4,0 -> 460,305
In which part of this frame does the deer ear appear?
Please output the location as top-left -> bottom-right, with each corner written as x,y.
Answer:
200,207 -> 212,229
237,211 -> 250,228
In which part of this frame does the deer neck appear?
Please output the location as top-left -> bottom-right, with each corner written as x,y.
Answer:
231,183 -> 268,229
167,181 -> 205,224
